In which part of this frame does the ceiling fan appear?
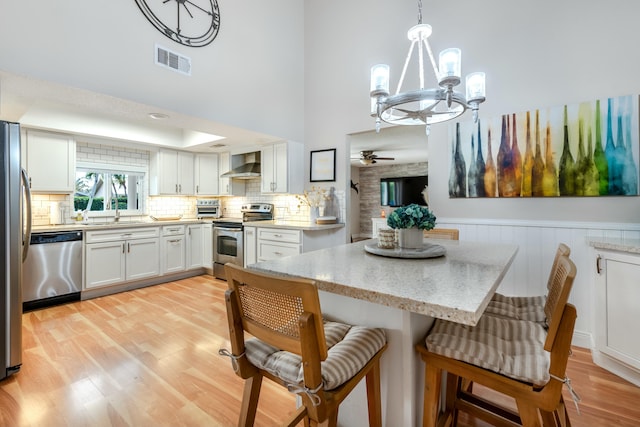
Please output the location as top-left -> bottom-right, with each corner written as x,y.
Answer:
352,150 -> 395,165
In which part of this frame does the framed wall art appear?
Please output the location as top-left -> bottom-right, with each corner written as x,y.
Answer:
448,94 -> 639,198
310,148 -> 336,182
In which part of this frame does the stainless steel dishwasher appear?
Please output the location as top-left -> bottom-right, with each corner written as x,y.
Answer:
23,230 -> 83,311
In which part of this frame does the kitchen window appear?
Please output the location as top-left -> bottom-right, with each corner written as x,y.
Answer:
75,163 -> 145,214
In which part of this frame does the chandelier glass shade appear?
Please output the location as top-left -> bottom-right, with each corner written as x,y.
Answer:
370,4 -> 486,134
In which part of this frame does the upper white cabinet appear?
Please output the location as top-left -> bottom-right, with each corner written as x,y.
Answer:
194,153 -> 219,196
150,149 -> 194,195
22,129 -> 76,193
218,151 -> 245,196
260,141 -> 303,194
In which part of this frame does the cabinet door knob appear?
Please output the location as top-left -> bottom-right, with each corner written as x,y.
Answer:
596,255 -> 603,274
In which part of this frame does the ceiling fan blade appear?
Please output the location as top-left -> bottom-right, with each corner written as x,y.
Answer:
374,157 -> 395,160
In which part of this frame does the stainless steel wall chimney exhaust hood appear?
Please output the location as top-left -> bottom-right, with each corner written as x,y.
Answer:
221,151 -> 261,179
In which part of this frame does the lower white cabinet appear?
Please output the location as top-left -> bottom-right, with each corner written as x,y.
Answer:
85,227 -> 160,289
186,224 -> 205,270
203,223 -> 213,270
257,228 -> 302,262
162,225 -> 186,274
594,249 -> 640,372
244,226 -> 257,266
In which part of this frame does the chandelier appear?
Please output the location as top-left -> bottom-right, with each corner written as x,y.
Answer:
370,0 -> 486,134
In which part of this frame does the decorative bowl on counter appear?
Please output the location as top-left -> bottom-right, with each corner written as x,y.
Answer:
150,215 -> 183,221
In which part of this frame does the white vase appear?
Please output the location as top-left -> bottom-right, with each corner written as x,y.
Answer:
398,228 -> 423,249
310,206 -> 320,223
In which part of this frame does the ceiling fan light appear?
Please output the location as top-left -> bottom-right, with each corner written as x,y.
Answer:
360,158 -> 374,165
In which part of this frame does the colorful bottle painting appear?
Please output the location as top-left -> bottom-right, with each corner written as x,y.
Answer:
474,121 -> 486,197
605,98 -> 623,195
497,115 -> 517,197
593,99 -> 609,195
521,111 -> 534,197
449,122 -> 467,197
467,133 -> 478,197
484,126 -> 497,197
578,121 -> 600,196
511,114 -> 522,197
558,105 -> 576,196
450,95 -> 637,199
542,120 -> 558,196
531,110 -> 545,197
622,106 -> 638,195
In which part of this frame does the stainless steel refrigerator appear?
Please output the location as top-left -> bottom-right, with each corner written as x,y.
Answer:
1,120 -> 32,380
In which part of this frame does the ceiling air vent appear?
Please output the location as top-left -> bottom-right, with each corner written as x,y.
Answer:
155,44 -> 191,76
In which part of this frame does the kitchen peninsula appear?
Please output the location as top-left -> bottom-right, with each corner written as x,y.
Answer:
249,238 -> 518,427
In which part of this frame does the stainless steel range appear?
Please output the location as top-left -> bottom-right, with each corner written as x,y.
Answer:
213,203 -> 273,280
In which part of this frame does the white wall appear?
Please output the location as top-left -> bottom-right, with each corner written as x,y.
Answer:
305,0 -> 640,225
0,0 -> 304,143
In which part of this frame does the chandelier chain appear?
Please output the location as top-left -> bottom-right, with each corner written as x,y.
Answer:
417,0 -> 423,24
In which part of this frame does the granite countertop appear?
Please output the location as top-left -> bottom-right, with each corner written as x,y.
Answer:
246,220 -> 344,231
31,218 -> 205,232
249,239 -> 518,326
587,237 -> 640,255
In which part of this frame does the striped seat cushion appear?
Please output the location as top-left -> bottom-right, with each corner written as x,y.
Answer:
245,320 -> 386,391
426,315 -> 550,386
485,293 -> 547,323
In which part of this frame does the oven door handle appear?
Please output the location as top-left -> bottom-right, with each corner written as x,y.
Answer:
215,226 -> 243,232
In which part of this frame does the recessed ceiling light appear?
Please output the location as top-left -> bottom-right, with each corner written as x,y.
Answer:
148,112 -> 169,120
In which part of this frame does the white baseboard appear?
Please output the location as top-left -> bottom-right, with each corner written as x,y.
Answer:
592,350 -> 640,387
571,330 -> 593,349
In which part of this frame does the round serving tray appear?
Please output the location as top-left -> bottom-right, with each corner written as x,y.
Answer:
364,241 -> 446,259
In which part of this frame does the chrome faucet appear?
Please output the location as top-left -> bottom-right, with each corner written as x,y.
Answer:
113,197 -> 120,222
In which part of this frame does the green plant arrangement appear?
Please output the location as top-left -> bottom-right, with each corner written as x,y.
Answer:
386,204 -> 436,230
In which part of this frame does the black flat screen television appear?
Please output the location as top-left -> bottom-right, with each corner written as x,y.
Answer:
380,175 -> 428,207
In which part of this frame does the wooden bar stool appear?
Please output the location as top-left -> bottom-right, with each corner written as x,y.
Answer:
485,243 -> 571,323
219,263 -> 388,427
417,254 -> 577,427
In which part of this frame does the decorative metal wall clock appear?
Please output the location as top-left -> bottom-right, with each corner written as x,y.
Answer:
134,0 -> 221,47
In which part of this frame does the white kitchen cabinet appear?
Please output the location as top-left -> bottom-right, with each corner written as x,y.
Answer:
257,228 -> 302,262
260,141 -> 304,194
194,153 -> 219,196
150,149 -> 194,195
203,223 -> 213,270
161,225 -> 186,274
85,227 -> 160,289
594,249 -> 640,373
244,226 -> 257,266
186,223 -> 205,269
218,152 -> 245,196
22,129 -> 76,193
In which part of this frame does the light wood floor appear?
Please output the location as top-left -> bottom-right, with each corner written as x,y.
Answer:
1,275 -> 639,426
